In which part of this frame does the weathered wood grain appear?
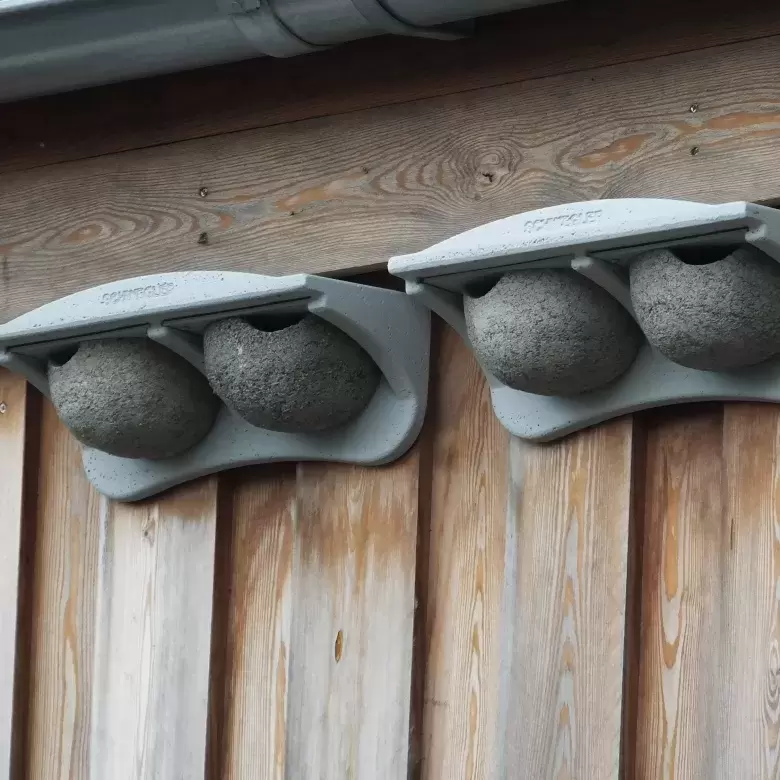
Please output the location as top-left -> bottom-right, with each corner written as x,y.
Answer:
506,417 -> 635,778
210,454 -> 419,779
0,0 -> 774,174
720,404 -> 780,779
208,465 -> 297,780
633,406 -> 724,779
88,478 -> 219,780
286,456 -> 419,779
420,327 -> 635,779
0,371 -> 29,780
26,399 -> 101,780
3,34 -> 780,322
635,404 -> 780,779
419,326 -> 509,780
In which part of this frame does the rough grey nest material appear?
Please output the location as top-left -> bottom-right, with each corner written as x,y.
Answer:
464,270 -> 642,396
49,338 -> 219,459
203,315 -> 380,432
630,245 -> 780,370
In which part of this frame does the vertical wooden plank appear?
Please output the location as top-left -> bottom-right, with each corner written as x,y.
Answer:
0,371 -> 28,779
89,478 -> 219,780
420,326 -> 510,780
209,466 -> 297,780
210,452 -> 419,780
506,417 -> 635,778
27,399 -> 101,780
285,454 -> 419,779
421,325 -> 635,779
720,404 -> 780,779
633,406 -> 724,779
635,403 -> 780,779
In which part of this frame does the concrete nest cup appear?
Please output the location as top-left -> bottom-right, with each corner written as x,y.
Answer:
630,245 -> 780,371
203,315 -> 381,432
48,338 -> 220,459
464,269 -> 642,396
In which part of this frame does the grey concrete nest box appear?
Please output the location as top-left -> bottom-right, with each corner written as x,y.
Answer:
49,338 -> 219,459
0,271 -> 429,501
630,246 -> 780,371
464,270 -> 641,396
389,198 -> 780,442
204,315 -> 380,432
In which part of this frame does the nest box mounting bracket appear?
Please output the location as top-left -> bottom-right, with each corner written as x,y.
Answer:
0,272 -> 430,501
389,198 -> 780,442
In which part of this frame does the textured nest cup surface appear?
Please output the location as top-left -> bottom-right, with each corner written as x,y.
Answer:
464,270 -> 642,396
49,338 -> 219,459
203,315 -> 381,432
630,246 -> 780,370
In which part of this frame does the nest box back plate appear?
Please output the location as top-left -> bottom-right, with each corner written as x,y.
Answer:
390,199 -> 780,286
389,197 -> 780,442
0,271 -> 430,500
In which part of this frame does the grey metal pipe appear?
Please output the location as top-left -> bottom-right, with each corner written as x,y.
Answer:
0,0 -> 79,15
389,0 -> 555,26
0,0 -> 561,102
274,0 -> 556,46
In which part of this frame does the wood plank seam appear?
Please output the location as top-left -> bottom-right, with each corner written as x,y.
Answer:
408,349 -> 437,780
618,410 -> 650,779
204,474 -> 238,780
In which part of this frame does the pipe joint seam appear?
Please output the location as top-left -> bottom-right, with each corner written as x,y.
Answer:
219,0 -> 328,56
349,0 -> 471,40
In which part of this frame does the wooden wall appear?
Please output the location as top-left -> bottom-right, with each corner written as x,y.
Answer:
3,0 -> 780,776
5,328 -> 780,779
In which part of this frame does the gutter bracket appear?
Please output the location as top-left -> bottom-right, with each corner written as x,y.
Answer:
349,0 -> 473,40
219,0 -> 329,56
220,0 -> 472,56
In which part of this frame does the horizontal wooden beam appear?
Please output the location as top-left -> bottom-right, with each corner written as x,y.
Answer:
1,30 -> 780,322
0,0 -> 776,175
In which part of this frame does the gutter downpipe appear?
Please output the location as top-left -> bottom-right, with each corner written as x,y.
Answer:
0,0 -> 560,101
